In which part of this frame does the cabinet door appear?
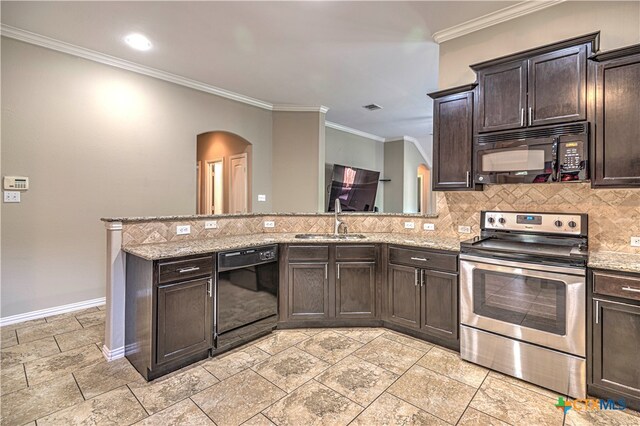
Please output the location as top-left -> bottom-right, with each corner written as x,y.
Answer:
335,262 -> 376,319
593,54 -> 640,187
156,278 -> 212,365
386,264 -> 421,329
433,92 -> 475,190
528,45 -> 587,127
476,60 -> 527,132
421,270 -> 458,340
592,299 -> 640,402
288,263 -> 329,320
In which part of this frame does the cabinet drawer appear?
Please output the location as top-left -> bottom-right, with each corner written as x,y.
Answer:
288,245 -> 329,262
157,256 -> 213,284
336,245 -> 376,261
593,271 -> 640,302
389,246 -> 457,272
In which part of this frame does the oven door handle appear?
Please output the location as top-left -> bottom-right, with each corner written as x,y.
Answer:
459,254 -> 585,276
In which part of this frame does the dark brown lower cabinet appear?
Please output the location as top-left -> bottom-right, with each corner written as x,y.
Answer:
421,270 -> 458,340
126,253 -> 214,380
335,262 -> 376,319
589,270 -> 640,411
156,278 -> 212,365
385,246 -> 459,349
288,262 -> 329,320
387,264 -> 421,329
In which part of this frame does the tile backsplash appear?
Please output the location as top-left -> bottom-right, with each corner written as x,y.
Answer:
121,183 -> 639,253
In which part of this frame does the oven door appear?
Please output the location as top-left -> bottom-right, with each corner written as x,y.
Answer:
475,137 -> 556,184
460,254 -> 585,356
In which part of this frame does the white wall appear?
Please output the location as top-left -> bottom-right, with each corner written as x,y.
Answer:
325,127 -> 384,211
438,1 -> 640,88
1,38 -> 274,317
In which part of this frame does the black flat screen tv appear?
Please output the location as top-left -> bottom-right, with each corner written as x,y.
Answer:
327,164 -> 380,212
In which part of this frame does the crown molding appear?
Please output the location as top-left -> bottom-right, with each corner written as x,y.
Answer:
273,105 -> 329,114
325,121 -> 385,142
1,24 -> 275,110
432,0 -> 565,43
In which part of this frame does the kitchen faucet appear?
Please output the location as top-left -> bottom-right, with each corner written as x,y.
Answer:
334,198 -> 345,235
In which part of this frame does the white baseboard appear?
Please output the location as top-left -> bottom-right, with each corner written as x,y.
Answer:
0,297 -> 106,326
102,344 -> 125,361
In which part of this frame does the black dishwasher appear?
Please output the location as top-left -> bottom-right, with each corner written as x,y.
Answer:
215,245 -> 278,352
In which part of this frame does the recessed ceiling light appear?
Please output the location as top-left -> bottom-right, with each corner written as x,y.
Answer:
124,33 -> 152,51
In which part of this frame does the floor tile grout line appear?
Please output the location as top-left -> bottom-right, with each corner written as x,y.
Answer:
189,396 -> 219,425
455,373 -> 490,426
71,372 -> 87,401
22,362 -> 30,388
126,383 -> 152,417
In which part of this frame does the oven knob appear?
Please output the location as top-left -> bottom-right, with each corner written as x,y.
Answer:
498,218 -> 506,224
554,220 -> 563,228
487,217 -> 495,224
568,221 -> 577,229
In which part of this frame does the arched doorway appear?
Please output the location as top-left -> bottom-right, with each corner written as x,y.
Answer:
197,131 -> 252,214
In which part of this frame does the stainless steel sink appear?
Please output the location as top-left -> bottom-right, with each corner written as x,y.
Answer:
294,233 -> 366,240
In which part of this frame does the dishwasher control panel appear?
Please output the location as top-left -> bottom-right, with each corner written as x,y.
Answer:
218,245 -> 278,271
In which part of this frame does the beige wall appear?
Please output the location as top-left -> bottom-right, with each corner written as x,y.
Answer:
325,127 -> 384,211
196,131 -> 252,214
271,111 -> 325,213
438,1 -> 640,88
1,38 -> 274,317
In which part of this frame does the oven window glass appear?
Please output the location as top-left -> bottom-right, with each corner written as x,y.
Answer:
480,149 -> 546,172
473,269 -> 566,335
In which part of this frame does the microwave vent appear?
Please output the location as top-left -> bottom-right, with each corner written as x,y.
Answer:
476,123 -> 588,144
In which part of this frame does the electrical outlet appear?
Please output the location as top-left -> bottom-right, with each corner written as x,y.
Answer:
205,221 -> 217,229
3,191 -> 20,203
176,225 -> 191,235
631,237 -> 640,247
404,222 -> 415,229
458,225 -> 471,234
423,223 -> 435,231
258,194 -> 266,202
264,221 -> 275,228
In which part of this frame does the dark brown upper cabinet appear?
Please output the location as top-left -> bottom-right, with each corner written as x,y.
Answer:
428,84 -> 477,191
591,45 -> 640,188
471,33 -> 598,133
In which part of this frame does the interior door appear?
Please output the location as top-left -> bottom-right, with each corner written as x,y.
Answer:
229,154 -> 248,213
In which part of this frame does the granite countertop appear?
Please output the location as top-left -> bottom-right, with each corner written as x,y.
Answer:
123,233 -> 461,260
588,251 -> 640,274
101,212 -> 439,223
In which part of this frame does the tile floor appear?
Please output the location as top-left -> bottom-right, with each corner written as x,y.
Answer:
1,309 -> 639,426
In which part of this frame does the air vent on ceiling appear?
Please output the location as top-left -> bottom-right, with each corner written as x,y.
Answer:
362,103 -> 383,111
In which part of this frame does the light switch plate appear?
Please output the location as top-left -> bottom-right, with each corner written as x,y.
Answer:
176,225 -> 191,235
458,225 -> 471,234
205,221 -> 217,229
3,191 -> 20,203
404,222 -> 415,229
631,237 -> 640,247
423,223 -> 435,231
264,221 -> 275,228
258,194 -> 266,202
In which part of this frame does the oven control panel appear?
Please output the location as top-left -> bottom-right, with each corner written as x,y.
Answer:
483,211 -> 585,235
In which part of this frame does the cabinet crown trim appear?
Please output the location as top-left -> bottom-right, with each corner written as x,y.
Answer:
428,83 -> 477,100
470,31 -> 600,71
590,43 -> 640,62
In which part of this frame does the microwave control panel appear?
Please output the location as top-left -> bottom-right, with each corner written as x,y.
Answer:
558,141 -> 585,171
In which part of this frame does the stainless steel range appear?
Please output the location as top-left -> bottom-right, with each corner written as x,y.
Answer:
460,211 -> 588,398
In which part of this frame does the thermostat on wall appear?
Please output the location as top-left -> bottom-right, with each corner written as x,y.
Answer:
4,176 -> 29,191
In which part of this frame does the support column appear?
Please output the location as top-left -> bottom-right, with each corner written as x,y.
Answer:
103,221 -> 126,361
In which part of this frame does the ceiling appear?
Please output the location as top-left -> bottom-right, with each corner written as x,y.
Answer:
1,1 -> 519,140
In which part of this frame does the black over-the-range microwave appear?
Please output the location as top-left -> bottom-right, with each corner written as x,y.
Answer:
474,122 -> 589,184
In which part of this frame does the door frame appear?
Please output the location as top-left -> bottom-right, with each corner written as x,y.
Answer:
205,158 -> 224,215
229,153 -> 248,214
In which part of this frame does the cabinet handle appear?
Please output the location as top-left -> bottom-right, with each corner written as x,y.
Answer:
337,263 -> 341,280
595,300 -> 599,324
622,286 -> 640,293
528,107 -> 532,125
178,266 -> 200,274
415,269 -> 419,287
411,257 -> 429,262
520,108 -> 525,127
325,263 -> 328,280
466,171 -> 471,188
420,269 -> 425,287
207,278 -> 212,298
